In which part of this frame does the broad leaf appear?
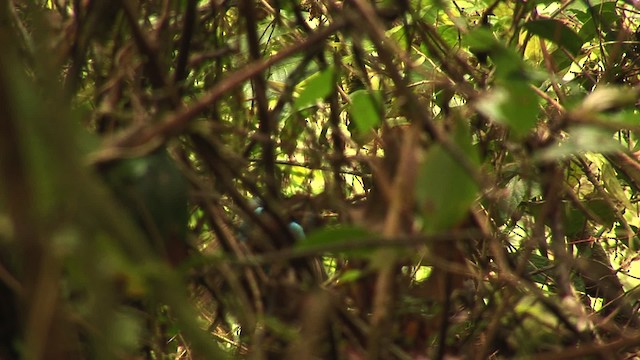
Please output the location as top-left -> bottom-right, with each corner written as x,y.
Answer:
417,118 -> 479,233
475,81 -> 540,138
564,198 -> 617,237
464,27 -> 498,52
535,127 -> 623,161
493,176 -> 528,226
601,163 -> 632,209
615,225 -> 640,250
577,85 -> 640,113
348,90 -> 382,134
293,67 -> 335,110
466,28 -> 527,80
575,2 -> 619,41
296,226 -> 374,257
524,19 -> 584,55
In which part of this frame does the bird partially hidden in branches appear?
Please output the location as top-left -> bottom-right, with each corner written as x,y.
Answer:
236,198 -> 328,283
97,147 -> 190,267
93,146 -> 191,357
237,203 -> 306,248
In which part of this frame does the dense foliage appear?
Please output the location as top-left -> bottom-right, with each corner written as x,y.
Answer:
3,0 -> 640,358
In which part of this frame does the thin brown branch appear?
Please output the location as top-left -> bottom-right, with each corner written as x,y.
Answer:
241,0 -> 278,198
93,19 -> 347,159
174,0 -> 197,85
215,230 -> 485,267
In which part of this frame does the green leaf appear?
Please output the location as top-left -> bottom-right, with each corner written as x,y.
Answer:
475,81 -> 540,137
605,109 -> 640,124
280,114 -> 304,156
338,269 -> 365,283
417,118 -> 479,233
464,27 -> 499,52
110,309 -> 144,352
465,28 -> 527,80
387,24 -> 407,44
550,48 -> 574,71
535,127 -> 623,161
493,176 -> 528,226
296,226 -> 374,257
348,90 -> 382,134
293,67 -> 335,110
523,19 -> 584,55
523,252 -> 553,285
437,24 -> 460,47
564,202 -> 588,237
615,225 -> 640,249
528,198 -> 616,237
562,197 -> 616,237
585,197 -> 617,229
575,2 -> 618,41
601,163 -> 632,209
576,85 -> 640,113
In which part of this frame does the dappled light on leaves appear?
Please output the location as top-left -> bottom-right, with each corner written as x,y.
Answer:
3,1 -> 640,359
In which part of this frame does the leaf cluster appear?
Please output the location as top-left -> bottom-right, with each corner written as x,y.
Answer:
3,0 -> 640,359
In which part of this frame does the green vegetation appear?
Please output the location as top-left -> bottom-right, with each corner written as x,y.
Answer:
2,0 -> 640,358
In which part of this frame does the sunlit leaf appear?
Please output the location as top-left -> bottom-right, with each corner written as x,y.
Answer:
348,90 -> 382,134
387,24 -> 406,44
585,197 -> 617,230
293,67 -> 335,110
475,81 -> 540,137
528,198 -> 616,237
577,85 -> 640,113
466,28 -> 527,80
615,224 -> 640,249
524,19 -> 584,55
606,109 -> 640,124
563,197 -> 617,237
338,269 -> 364,283
602,163 -> 632,209
464,27 -> 499,52
535,127 -> 623,161
296,226 -> 374,256
575,2 -> 618,41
